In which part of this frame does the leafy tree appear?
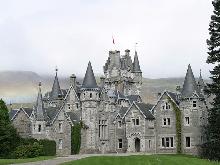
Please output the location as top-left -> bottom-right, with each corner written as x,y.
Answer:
0,99 -> 20,157
203,0 -> 220,160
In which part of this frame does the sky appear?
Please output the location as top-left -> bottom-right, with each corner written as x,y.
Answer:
0,0 -> 214,79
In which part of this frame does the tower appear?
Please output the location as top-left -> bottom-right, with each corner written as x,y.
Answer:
80,61 -> 100,153
180,64 -> 207,154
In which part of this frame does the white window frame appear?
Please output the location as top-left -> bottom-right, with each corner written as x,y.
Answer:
161,137 -> 174,148
162,118 -> 171,126
192,101 -> 197,108
185,137 -> 191,148
118,139 -> 123,149
118,121 -> 122,128
185,117 -> 190,126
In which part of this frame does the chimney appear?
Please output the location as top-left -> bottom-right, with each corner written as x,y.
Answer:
70,74 -> 76,88
157,92 -> 161,99
125,49 -> 130,56
100,76 -> 105,87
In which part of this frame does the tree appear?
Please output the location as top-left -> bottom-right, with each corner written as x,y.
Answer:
0,99 -> 20,157
203,0 -> 220,160
71,122 -> 82,154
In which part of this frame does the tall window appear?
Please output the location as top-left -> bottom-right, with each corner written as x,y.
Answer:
163,118 -> 171,126
192,101 -> 197,107
38,124 -> 41,132
149,140 -> 151,149
185,117 -> 190,125
59,122 -> 63,133
118,121 -> 122,128
59,139 -> 63,149
162,137 -> 174,148
186,137 -> 191,147
118,139 -> 123,149
90,93 -> 92,99
99,120 -> 107,139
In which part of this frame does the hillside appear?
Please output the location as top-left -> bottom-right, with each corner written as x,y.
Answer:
0,71 -> 207,107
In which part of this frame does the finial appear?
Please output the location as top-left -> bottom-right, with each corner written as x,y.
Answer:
200,69 -> 202,76
135,42 -> 138,51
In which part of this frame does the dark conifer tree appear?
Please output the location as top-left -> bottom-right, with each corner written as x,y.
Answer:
203,0 -> 220,160
0,99 -> 20,157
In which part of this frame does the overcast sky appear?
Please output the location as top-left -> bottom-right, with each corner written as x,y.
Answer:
0,0 -> 214,78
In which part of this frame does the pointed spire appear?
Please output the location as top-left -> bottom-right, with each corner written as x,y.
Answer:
181,64 -> 200,98
36,82 -> 46,121
132,51 -> 141,72
82,61 -> 98,89
198,69 -> 206,91
50,67 -> 62,99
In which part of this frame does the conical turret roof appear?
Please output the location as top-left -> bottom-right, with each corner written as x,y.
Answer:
36,82 -> 46,121
82,61 -> 98,89
181,64 -> 200,98
132,51 -> 141,72
198,69 -> 206,90
50,68 -> 62,99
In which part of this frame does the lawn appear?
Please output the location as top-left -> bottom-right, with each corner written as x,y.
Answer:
0,156 -> 55,165
62,154 -> 219,165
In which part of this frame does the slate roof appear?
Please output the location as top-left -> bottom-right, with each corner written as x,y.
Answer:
136,103 -> 154,120
181,64 -> 202,98
167,92 -> 179,105
66,111 -> 81,123
22,108 -> 33,117
9,109 -> 18,120
118,107 -> 128,117
132,51 -> 141,72
50,69 -> 63,99
127,95 -> 141,103
45,107 -> 59,122
81,61 -> 98,89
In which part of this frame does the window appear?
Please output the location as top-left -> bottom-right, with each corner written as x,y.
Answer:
118,139 -> 123,149
186,137 -> 191,148
90,93 -> 92,98
185,117 -> 190,125
76,103 -> 79,109
163,102 -> 171,110
149,140 -> 151,149
99,120 -> 107,139
59,139 -> 63,149
162,137 -> 174,148
38,124 -> 41,132
136,119 -> 140,125
67,104 -> 71,110
163,118 -> 171,126
132,118 -> 140,126
59,123 -> 63,133
193,101 -> 197,107
118,121 -> 122,128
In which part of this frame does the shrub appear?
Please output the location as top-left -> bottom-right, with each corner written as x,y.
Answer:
39,139 -> 56,156
15,142 -> 43,158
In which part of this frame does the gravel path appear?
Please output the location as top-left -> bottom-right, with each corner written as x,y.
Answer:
13,153 -> 152,165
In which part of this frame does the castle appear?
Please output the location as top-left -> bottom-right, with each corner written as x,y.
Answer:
9,49 -> 209,156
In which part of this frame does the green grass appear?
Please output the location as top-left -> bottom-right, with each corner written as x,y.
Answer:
0,156 -> 55,165
62,154 -> 219,165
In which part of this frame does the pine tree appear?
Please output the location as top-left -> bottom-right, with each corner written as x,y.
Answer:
0,99 -> 20,157
203,0 -> 220,160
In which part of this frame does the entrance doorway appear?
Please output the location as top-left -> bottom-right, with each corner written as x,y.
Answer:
135,138 -> 140,152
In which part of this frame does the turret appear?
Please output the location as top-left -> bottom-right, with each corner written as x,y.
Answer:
197,69 -> 206,93
80,61 -> 100,152
51,68 -> 63,99
70,74 -> 76,88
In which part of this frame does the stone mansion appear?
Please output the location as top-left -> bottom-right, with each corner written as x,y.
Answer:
9,49 -> 209,156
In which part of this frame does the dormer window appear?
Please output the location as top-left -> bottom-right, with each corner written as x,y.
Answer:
193,101 -> 197,107
162,102 -> 171,110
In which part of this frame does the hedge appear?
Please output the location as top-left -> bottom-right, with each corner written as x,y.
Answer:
38,139 -> 56,156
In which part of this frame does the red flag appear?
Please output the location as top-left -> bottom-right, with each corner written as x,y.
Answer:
112,36 -> 115,44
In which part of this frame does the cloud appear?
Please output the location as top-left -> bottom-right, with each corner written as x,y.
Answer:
0,0 -> 214,78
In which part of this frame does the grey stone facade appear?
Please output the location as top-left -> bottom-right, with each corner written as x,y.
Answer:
10,49 -> 210,156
